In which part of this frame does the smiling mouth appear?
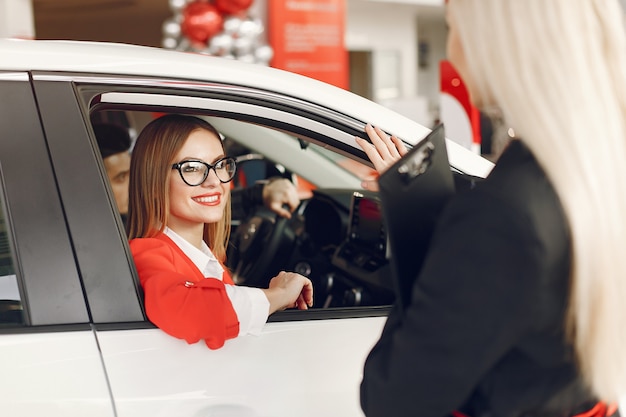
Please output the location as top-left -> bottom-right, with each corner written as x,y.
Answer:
193,195 -> 220,204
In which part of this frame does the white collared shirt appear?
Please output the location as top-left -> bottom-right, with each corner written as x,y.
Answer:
164,227 -> 269,336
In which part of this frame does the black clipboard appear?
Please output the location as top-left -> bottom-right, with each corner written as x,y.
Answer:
377,124 -> 455,310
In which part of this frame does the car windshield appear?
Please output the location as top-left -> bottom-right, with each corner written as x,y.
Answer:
203,116 -> 371,191
310,142 -> 377,183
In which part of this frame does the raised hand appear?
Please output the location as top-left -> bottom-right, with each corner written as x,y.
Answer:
355,124 -> 408,191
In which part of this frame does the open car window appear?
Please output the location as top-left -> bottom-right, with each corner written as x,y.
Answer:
89,97 -> 395,314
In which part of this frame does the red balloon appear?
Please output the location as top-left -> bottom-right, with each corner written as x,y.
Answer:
214,0 -> 254,15
181,2 -> 225,44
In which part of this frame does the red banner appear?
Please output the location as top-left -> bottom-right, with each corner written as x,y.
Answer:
268,0 -> 348,89
440,60 -> 481,153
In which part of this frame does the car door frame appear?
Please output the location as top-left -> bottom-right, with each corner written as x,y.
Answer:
30,71 -> 391,417
0,72 -> 115,417
32,71 -> 393,325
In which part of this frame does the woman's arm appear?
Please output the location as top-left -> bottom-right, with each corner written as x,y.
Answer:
130,238 -> 240,349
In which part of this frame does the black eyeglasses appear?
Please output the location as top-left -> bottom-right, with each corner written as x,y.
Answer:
171,157 -> 237,186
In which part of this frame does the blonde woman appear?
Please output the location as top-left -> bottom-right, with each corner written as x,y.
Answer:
127,114 -> 312,350
358,0 -> 626,416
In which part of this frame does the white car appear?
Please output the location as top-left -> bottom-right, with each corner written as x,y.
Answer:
0,39 -> 492,417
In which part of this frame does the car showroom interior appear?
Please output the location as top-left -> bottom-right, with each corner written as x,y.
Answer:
1,1 -> 625,416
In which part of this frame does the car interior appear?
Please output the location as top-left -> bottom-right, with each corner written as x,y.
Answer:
90,108 -> 397,312
0,101 -> 482,328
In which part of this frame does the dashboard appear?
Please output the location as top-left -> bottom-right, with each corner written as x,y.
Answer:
227,173 -> 481,309
289,189 -> 395,308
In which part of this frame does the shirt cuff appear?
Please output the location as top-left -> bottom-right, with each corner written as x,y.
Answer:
224,285 -> 270,336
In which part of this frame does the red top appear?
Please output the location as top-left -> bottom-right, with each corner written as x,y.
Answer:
130,233 -> 240,349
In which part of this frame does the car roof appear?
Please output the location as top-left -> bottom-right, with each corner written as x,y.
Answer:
0,39 -> 493,178
0,39 -> 407,126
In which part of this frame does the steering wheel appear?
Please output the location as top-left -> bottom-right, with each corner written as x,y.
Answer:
227,206 -> 295,288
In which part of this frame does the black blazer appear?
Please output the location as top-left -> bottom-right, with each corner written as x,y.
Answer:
361,140 -> 592,417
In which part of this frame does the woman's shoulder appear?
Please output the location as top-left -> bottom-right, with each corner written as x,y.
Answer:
473,141 -> 560,211
129,234 -> 176,253
446,140 -> 569,251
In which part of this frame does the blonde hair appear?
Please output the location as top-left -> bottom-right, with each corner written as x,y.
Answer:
449,0 -> 626,402
127,114 -> 231,261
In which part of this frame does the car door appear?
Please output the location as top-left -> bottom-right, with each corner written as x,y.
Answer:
33,74 -> 389,417
0,73 -> 114,416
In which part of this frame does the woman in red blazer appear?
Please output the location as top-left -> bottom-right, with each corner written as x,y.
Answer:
127,114 -> 312,349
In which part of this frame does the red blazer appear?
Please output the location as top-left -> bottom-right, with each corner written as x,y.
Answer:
130,233 -> 240,349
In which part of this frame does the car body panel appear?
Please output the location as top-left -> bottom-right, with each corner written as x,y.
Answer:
0,330 -> 114,416
97,316 -> 386,417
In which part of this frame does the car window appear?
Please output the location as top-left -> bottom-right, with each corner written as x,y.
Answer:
89,106 -> 395,312
0,194 -> 23,326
